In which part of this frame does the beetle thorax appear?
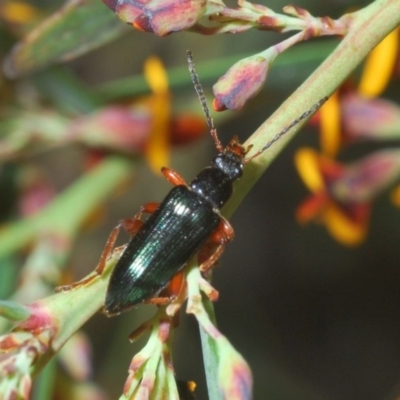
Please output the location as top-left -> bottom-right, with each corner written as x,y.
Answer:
189,151 -> 243,209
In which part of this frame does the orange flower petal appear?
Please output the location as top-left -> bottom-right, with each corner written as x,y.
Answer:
390,184 -> 400,207
296,192 -> 328,223
187,381 -> 197,392
169,114 -> 207,145
294,148 -> 325,192
319,91 -> 341,157
358,28 -> 399,98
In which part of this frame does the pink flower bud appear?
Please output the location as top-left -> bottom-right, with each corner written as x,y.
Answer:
333,149 -> 400,202
103,0 -> 207,36
69,105 -> 151,154
342,93 -> 400,141
213,53 -> 273,111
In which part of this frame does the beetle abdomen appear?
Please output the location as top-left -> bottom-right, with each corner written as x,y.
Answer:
105,185 -> 220,314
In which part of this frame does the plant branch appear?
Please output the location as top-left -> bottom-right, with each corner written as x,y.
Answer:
224,0 -> 400,217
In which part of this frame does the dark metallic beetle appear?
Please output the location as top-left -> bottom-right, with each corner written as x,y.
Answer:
58,52 -> 326,315
105,136 -> 244,314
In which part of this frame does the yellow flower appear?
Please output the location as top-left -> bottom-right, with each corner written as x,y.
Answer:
143,57 -> 171,174
358,28 -> 399,98
0,1 -> 40,25
319,91 -> 341,157
295,148 -> 369,246
296,28 -> 400,245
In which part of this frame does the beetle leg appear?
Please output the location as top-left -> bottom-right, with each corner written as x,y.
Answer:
161,167 -> 187,186
56,202 -> 160,292
55,224 -> 121,292
122,202 -> 159,235
198,216 -> 235,273
97,202 -> 159,276
145,271 -> 186,306
87,202 -> 160,276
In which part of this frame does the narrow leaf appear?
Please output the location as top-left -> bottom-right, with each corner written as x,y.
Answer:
4,0 -> 128,77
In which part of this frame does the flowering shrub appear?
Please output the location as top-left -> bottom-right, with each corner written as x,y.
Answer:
0,0 -> 399,399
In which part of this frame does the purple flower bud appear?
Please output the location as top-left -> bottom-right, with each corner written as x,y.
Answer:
103,0 -> 207,36
342,93 -> 400,140
213,53 -> 274,111
333,149 -> 400,202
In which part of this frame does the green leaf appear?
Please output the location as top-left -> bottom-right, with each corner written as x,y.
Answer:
0,300 -> 31,322
4,0 -> 129,78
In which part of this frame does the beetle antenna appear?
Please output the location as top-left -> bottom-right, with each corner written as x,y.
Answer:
187,50 -> 223,152
244,97 -> 328,163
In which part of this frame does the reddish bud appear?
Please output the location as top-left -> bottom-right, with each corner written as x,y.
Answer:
103,0 -> 146,22
102,0 -> 119,10
333,149 -> 400,202
213,53 -> 273,111
342,93 -> 400,141
104,0 -> 207,36
70,105 -> 151,154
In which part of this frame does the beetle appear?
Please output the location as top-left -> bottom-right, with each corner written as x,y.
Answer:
57,51 -> 327,315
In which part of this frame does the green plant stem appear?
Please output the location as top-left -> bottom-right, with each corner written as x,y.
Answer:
0,156 -> 134,259
200,294 -> 221,400
31,250 -> 116,376
32,358 -> 56,400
